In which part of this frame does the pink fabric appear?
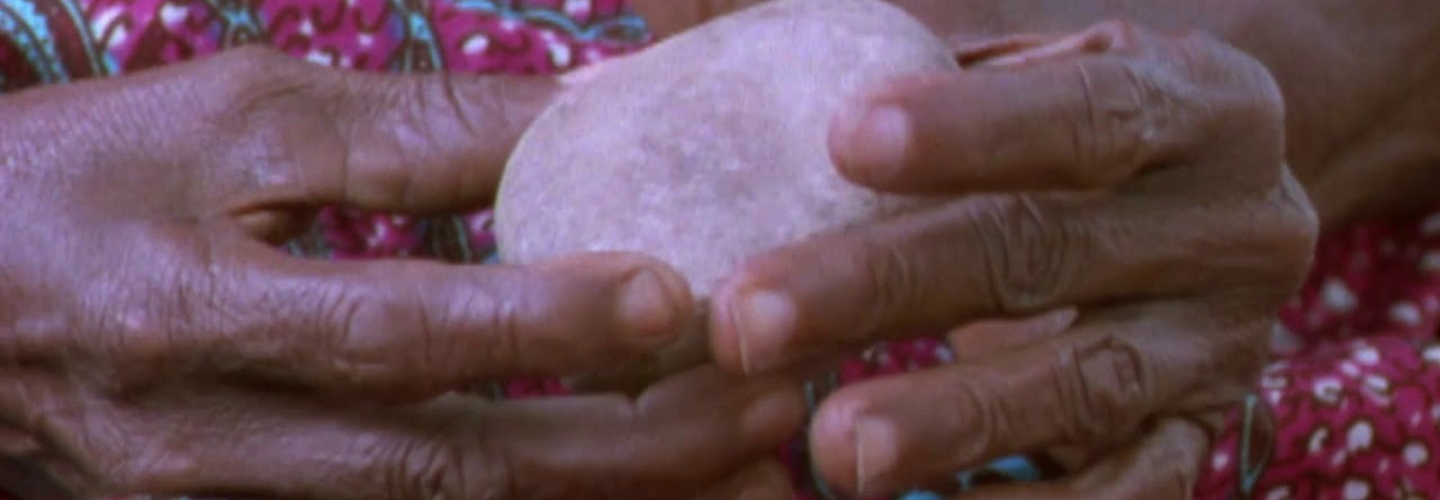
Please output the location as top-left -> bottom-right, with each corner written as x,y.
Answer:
4,1 -> 1440,498
1196,215 -> 1440,500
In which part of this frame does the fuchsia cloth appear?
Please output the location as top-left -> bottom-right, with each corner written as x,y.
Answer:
3,1 -> 1440,498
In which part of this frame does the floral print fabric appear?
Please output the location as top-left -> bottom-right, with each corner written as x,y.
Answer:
4,1 -> 1439,498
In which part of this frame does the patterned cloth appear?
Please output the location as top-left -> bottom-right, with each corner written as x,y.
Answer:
3,1 -> 1439,499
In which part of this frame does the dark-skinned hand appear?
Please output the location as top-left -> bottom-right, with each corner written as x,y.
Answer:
629,0 -> 1439,498
700,20 -> 1318,499
0,46 -> 803,500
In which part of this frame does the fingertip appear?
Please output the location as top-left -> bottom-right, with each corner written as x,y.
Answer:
712,246 -> 878,376
855,418 -> 904,497
536,252 -> 695,345
808,394 -> 869,494
812,383 -> 926,497
616,266 -> 695,344
710,280 -> 798,375
707,276 -> 749,374
830,100 -> 914,188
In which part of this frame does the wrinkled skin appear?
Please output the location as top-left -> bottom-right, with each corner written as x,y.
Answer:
629,0 -> 1440,499
0,46 -> 805,500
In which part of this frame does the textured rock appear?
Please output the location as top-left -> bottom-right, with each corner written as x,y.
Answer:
495,0 -> 958,388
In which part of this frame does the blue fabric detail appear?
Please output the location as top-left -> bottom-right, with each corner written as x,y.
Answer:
450,0 -> 649,42
0,0 -> 69,83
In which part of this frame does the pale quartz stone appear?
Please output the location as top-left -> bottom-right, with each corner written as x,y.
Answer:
497,0 -> 955,296
495,0 -> 958,388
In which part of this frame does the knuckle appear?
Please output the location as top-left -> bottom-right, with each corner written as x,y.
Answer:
434,73 -> 497,136
319,292 -> 365,372
1226,49 -> 1285,121
1173,32 -> 1287,165
0,280 -> 63,366
1227,169 -> 1319,301
212,45 -> 313,90
852,236 -> 922,335
189,47 -> 340,180
1176,29 -> 1280,105
79,413 -> 183,494
1065,58 -> 1168,186
1223,66 -> 1285,148
475,290 -> 528,373
971,197 -> 1084,314
85,303 -> 185,390
106,448 -> 199,495
78,246 -> 214,388
208,46 -> 298,101
345,78 -> 429,203
1271,172 -> 1320,276
386,429 -> 512,500
90,304 -> 166,364
1051,336 -> 1150,446
318,291 -> 415,389
203,46 -> 330,125
939,375 -> 1015,457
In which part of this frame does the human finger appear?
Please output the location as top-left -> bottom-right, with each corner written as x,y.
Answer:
829,20 -> 1285,194
956,418 -> 1209,500
186,46 -> 563,217
804,305 -> 1258,496
708,183 -> 1306,373
688,460 -> 794,500
17,367 -> 804,500
946,307 -> 1078,362
231,247 -> 697,399
62,234 -> 695,400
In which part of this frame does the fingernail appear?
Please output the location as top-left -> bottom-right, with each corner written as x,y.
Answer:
618,269 -> 689,343
855,418 -> 900,495
729,289 -> 797,374
831,102 -> 912,183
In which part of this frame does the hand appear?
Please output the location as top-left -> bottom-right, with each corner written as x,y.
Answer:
706,21 -> 1318,498
0,46 -> 802,499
